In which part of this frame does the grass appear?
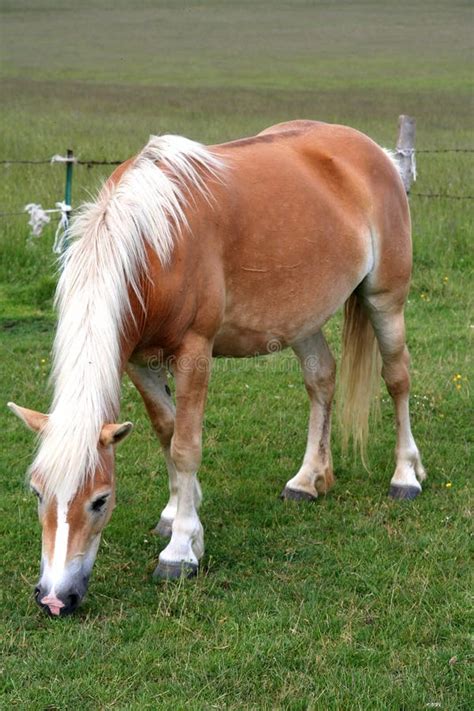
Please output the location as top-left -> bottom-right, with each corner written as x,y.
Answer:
0,1 -> 472,709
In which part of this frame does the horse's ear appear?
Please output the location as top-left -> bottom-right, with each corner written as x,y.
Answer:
100,422 -> 133,447
7,402 -> 48,433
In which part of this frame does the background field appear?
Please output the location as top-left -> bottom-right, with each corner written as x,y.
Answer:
0,1 -> 472,709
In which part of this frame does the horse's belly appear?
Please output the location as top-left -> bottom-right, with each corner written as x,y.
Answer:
213,233 -> 370,357
213,325 -> 290,357
213,299 -> 331,358
213,269 -> 356,357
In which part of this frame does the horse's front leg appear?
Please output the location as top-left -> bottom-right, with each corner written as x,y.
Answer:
127,361 -> 202,538
154,333 -> 212,579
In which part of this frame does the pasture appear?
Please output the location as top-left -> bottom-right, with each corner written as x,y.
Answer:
0,1 -> 472,708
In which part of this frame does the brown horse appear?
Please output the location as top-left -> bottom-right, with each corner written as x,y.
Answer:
9,120 -> 425,616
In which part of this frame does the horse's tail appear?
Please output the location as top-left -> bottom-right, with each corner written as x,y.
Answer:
337,292 -> 382,465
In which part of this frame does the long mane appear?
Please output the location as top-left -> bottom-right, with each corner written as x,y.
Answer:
32,135 -> 224,501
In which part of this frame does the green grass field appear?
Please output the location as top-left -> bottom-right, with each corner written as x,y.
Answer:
1,1 -> 472,709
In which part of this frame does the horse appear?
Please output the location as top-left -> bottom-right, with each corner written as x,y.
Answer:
8,120 -> 426,616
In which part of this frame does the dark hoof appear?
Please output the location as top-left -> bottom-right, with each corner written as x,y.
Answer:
153,560 -> 198,580
153,517 -> 173,538
280,486 -> 317,502
388,484 -> 421,500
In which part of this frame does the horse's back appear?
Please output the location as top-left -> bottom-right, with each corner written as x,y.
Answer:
217,120 -> 407,222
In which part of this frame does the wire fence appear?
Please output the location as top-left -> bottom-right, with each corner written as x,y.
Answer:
0,158 -> 123,166
1,146 -> 473,166
1,147 -> 473,167
0,147 -> 473,224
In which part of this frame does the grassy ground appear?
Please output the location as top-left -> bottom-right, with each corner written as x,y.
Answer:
0,1 -> 472,709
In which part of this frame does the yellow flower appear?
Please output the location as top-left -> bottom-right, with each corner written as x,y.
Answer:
445,482 -> 452,488
443,276 -> 449,283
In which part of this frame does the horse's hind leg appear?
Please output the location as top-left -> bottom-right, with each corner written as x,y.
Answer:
126,361 -> 201,537
365,298 -> 426,499
281,331 -> 336,501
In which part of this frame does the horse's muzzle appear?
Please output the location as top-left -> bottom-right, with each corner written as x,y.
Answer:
34,580 -> 88,617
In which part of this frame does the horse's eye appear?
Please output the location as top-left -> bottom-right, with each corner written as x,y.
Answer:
31,487 -> 42,503
91,495 -> 109,513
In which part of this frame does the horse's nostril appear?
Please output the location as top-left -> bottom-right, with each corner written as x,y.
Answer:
34,586 -> 42,602
67,593 -> 80,610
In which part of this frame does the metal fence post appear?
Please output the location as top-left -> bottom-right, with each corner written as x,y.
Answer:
65,148 -> 74,210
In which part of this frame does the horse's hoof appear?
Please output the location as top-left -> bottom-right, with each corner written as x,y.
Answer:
280,486 -> 317,502
153,560 -> 198,580
388,484 -> 421,500
152,517 -> 173,538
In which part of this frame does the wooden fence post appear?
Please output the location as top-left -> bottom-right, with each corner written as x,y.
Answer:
396,115 -> 416,194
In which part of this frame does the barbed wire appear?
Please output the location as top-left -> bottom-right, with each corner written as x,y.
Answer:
0,158 -> 124,166
0,159 -> 55,165
410,192 -> 474,200
416,148 -> 474,154
77,159 -> 123,166
0,148 -> 473,166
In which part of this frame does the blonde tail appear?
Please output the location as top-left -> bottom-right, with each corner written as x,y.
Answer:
337,292 -> 382,465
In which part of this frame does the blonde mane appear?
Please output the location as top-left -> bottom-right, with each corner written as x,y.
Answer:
32,135 -> 224,501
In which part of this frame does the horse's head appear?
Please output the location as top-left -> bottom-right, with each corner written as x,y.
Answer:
8,402 -> 132,616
